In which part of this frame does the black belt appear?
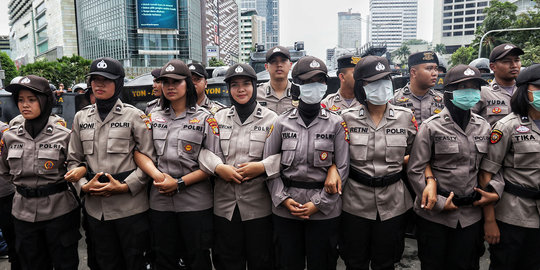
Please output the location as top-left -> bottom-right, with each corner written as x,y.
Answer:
437,186 -> 481,206
504,180 -> 540,200
87,170 -> 135,183
281,174 -> 324,189
16,181 -> 68,198
349,168 -> 402,187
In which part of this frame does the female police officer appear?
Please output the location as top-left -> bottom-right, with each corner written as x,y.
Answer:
1,75 -> 81,270
263,56 -> 350,270
198,63 -> 278,270
67,57 -> 155,270
479,64 -> 540,270
134,59 -> 220,270
340,56 -> 417,270
407,64 -> 498,269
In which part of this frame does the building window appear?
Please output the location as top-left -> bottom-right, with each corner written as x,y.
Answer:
477,16 -> 485,20
36,1 -> 45,14
478,1 -> 488,7
38,41 -> 48,54
443,25 -> 452,30
444,5 -> 453,10
455,4 -> 464,9
443,32 -> 452,37
444,19 -> 452,23
454,18 -> 463,23
466,10 -> 475,15
454,11 -> 463,16
444,12 -> 452,17
465,30 -> 475,35
444,0 -> 453,3
454,31 -> 463,36
466,3 -> 475,8
20,34 -> 28,42
36,15 -> 47,28
454,24 -> 463,29
37,28 -> 47,42
465,16 -> 475,21
465,23 -> 475,28
24,21 -> 30,28
455,0 -> 463,2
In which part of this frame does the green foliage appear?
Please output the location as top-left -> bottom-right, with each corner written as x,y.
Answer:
209,57 -> 226,67
521,41 -> 540,66
450,46 -> 476,66
403,39 -> 428,46
0,52 -> 18,84
395,45 -> 411,66
434,44 -> 446,55
18,54 -> 91,87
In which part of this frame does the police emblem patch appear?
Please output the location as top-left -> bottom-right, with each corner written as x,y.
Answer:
423,52 -> 434,60
309,60 -> 320,68
492,107 -> 502,114
340,121 -> 350,143
189,65 -> 196,70
185,144 -> 192,152
235,66 -> 244,73
464,68 -> 475,76
55,120 -> 67,128
21,77 -> 31,84
490,129 -> 503,144
397,97 -> 409,102
516,126 -> 530,133
97,60 -> 108,69
189,118 -> 200,124
207,117 -> 220,135
144,119 -> 152,130
267,124 -> 274,138
44,161 -> 54,170
330,105 -> 340,111
165,65 -> 175,72
411,115 -> 418,131
504,45 -> 513,50
273,47 -> 281,52
320,152 -> 328,161
433,96 -> 442,102
351,57 -> 361,65
375,62 -> 385,71
434,108 -> 441,114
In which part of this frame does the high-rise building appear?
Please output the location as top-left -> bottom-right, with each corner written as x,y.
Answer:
239,10 -> 266,63
433,0 -> 538,53
369,0 -> 417,51
204,0 -> 239,65
8,0 -> 78,66
239,0 -> 279,49
76,0 -> 202,74
338,9 -> 362,49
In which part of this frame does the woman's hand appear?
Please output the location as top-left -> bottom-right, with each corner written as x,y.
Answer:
324,164 -> 342,195
64,166 -> 87,182
237,162 -> 265,181
215,164 -> 243,184
298,202 -> 319,219
421,179 -> 437,210
484,219 -> 500,244
81,172 -> 107,194
89,173 -> 129,196
153,173 -> 178,194
473,188 -> 499,207
443,192 -> 459,211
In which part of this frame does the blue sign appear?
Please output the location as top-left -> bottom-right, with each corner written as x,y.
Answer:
137,0 -> 178,29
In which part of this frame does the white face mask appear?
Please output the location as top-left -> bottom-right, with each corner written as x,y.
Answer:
364,79 -> 394,105
299,82 -> 327,104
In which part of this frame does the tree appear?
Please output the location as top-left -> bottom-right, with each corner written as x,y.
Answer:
19,54 -> 91,87
403,39 -> 428,46
209,57 -> 226,67
450,46 -> 476,66
521,42 -> 540,67
0,52 -> 18,85
394,45 -> 410,66
434,44 -> 446,55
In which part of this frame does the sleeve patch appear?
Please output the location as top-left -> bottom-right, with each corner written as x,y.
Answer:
55,120 -> 67,128
340,121 -> 350,143
267,124 -> 274,138
207,117 -> 220,136
0,139 -> 4,155
411,115 -> 418,131
490,129 -> 503,144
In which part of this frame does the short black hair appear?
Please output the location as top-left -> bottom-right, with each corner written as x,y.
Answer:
160,78 -> 198,110
510,84 -> 530,118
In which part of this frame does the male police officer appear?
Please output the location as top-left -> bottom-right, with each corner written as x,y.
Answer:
472,43 -> 524,125
257,46 -> 294,114
188,63 -> 225,115
392,51 -> 444,126
321,55 -> 361,114
145,68 -> 162,115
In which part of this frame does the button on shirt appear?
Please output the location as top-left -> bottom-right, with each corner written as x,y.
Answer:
67,100 -> 156,221
256,81 -> 295,114
150,106 -> 220,212
341,104 -> 416,221
480,113 -> 540,228
407,108 -> 491,228
199,103 -> 278,221
263,108 -> 350,220
472,80 -> 514,126
391,83 -> 445,126
0,117 -> 78,222
321,90 -> 361,114
0,122 -> 14,197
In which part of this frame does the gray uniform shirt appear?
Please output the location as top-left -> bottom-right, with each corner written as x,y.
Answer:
480,113 -> 540,228
341,104 -> 416,221
391,83 -> 445,126
145,98 -> 161,115
407,108 -> 491,228
67,100 -> 156,221
256,81 -> 295,114
0,117 -> 78,222
0,122 -> 14,197
321,90 -> 361,114
200,95 -> 226,115
199,103 -> 278,221
150,105 -> 220,212
472,80 -> 514,126
263,108 -> 350,220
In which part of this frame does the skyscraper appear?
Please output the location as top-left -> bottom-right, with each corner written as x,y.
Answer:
239,10 -> 266,63
338,9 -> 362,49
239,0 -> 279,49
204,0 -> 239,65
369,0 -> 417,51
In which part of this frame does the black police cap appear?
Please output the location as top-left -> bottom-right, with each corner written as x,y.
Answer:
151,68 -> 161,79
516,64 -> 540,87
266,46 -> 291,62
224,63 -> 257,83
337,55 -> 362,69
292,56 -> 327,82
157,59 -> 191,81
188,63 -> 209,79
6,75 -> 52,96
354,56 -> 392,82
408,51 -> 439,68
489,43 -> 524,62
443,64 -> 488,87
87,57 -> 125,80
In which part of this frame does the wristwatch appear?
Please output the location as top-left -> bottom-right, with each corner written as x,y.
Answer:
177,177 -> 186,192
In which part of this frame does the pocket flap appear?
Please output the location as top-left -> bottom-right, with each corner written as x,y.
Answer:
514,142 -> 540,153
80,129 -> 94,141
282,139 -> 298,151
221,131 -> 232,140
314,139 -> 334,151
350,133 -> 369,146
38,149 -> 60,160
475,141 -> 488,153
434,142 -> 459,154
7,148 -> 23,159
108,128 -> 130,139
250,131 -> 267,142
386,135 -> 407,147
153,128 -> 168,140
178,131 -> 203,144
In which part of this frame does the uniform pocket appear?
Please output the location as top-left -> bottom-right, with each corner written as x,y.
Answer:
474,140 -> 488,169
349,133 -> 369,161
385,135 -> 407,163
513,142 -> 540,169
177,132 -> 203,158
313,140 -> 333,167
37,149 -> 61,174
220,131 -> 232,156
280,139 -> 297,166
80,129 -> 95,155
7,148 -> 23,175
249,131 -> 267,158
152,128 -> 168,156
486,105 -> 509,116
433,142 -> 459,169
107,128 -> 131,154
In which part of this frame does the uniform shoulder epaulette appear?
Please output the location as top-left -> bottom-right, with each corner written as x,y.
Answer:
146,99 -> 158,106
82,104 -> 93,110
471,112 -> 487,122
497,112 -> 518,125
215,106 -> 230,114
197,106 -> 212,115
53,123 -> 71,134
340,107 -> 358,116
282,106 -> 296,115
212,100 -> 227,109
423,113 -> 441,124
392,105 -> 413,115
124,103 -> 137,109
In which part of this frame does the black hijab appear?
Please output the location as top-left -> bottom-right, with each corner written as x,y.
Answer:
94,77 -> 124,121
230,79 -> 258,123
444,91 -> 471,131
17,90 -> 53,138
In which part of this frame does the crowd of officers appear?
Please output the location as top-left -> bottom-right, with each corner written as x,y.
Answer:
0,42 -> 538,270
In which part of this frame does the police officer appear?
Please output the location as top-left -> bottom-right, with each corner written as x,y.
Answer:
198,63 -> 277,270
392,51 -> 444,126
1,75 -> 81,270
321,55 -> 361,113
263,56 -> 350,270
66,57 -> 155,270
469,58 -> 491,74
188,62 -> 226,114
340,56 -> 417,270
146,68 -> 163,115
9,83 -> 67,128
407,65 -> 498,270
472,43 -> 524,125
257,46 -> 295,114
479,64 -> 540,270
0,122 -> 21,270
134,59 -> 219,270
